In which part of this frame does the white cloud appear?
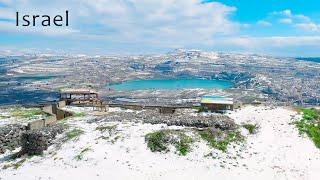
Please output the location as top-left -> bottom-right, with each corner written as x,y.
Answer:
0,8 -> 14,20
272,9 -> 292,17
79,0 -> 239,43
267,9 -> 320,34
295,14 -> 311,22
231,36 -> 320,47
0,21 -> 79,36
295,23 -> 320,33
1,1 -> 320,56
282,9 -> 292,17
0,0 -> 240,47
0,0 -> 12,4
279,18 -> 292,24
257,20 -> 272,26
214,36 -> 320,56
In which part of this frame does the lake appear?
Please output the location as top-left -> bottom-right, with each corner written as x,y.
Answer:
107,79 -> 233,91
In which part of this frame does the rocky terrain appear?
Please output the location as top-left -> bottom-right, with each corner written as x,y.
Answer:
0,124 -> 27,154
1,49 -> 319,106
0,105 -> 319,180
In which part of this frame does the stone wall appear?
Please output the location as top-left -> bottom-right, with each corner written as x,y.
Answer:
57,100 -> 66,108
56,108 -> 73,120
0,101 -> 71,154
0,124 -> 27,154
20,124 -> 64,155
0,123 -> 65,154
41,102 -> 72,122
42,105 -> 54,115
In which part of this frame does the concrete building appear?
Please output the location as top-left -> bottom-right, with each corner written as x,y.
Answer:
60,88 -> 99,104
200,96 -> 234,113
59,88 -> 107,111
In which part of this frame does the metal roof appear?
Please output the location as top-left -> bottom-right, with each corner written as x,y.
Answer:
200,96 -> 233,105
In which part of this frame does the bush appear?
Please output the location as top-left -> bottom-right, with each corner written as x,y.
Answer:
193,106 -> 208,113
243,123 -> 258,134
198,129 -> 243,152
145,130 -> 194,155
145,131 -> 168,152
295,108 -> 320,149
175,133 -> 193,156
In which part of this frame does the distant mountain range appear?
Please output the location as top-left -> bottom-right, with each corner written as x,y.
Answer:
296,57 -> 320,63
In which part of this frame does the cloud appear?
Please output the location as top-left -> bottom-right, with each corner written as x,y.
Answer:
272,9 -> 293,18
229,36 -> 320,47
77,0 -> 239,45
257,20 -> 272,26
0,6 -> 14,20
0,0 -> 12,5
0,0 -> 239,44
213,36 -> 320,56
264,9 -> 320,34
279,18 -> 292,24
1,1 -> 320,56
0,21 -> 80,36
279,9 -> 292,17
295,23 -> 320,33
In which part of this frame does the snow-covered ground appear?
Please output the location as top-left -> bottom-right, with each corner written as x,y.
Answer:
1,106 -> 320,180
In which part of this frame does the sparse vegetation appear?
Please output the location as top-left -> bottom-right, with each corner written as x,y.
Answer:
10,107 -> 45,119
2,159 -> 26,170
12,159 -> 26,169
96,124 -> 117,134
74,112 -> 85,117
111,135 -> 122,144
295,108 -> 320,148
74,147 -> 91,161
198,128 -> 243,152
175,133 -> 193,156
66,128 -> 84,140
193,106 -> 208,113
0,114 -> 8,119
145,130 -> 168,152
145,130 -> 194,156
243,123 -> 258,134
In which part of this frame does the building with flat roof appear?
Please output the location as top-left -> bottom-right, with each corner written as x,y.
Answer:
200,96 -> 234,113
59,88 -> 99,102
59,88 -> 107,111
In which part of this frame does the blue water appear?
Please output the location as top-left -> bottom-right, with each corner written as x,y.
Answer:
107,79 -> 233,91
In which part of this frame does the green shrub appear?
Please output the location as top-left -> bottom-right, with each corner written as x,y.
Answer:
243,123 -> 258,134
199,129 -> 243,152
193,106 -> 208,113
300,108 -> 319,120
145,131 -> 168,152
66,128 -> 84,140
295,108 -> 320,149
145,130 -> 194,155
175,133 -> 193,156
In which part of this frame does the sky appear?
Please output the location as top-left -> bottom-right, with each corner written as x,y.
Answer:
0,0 -> 320,56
